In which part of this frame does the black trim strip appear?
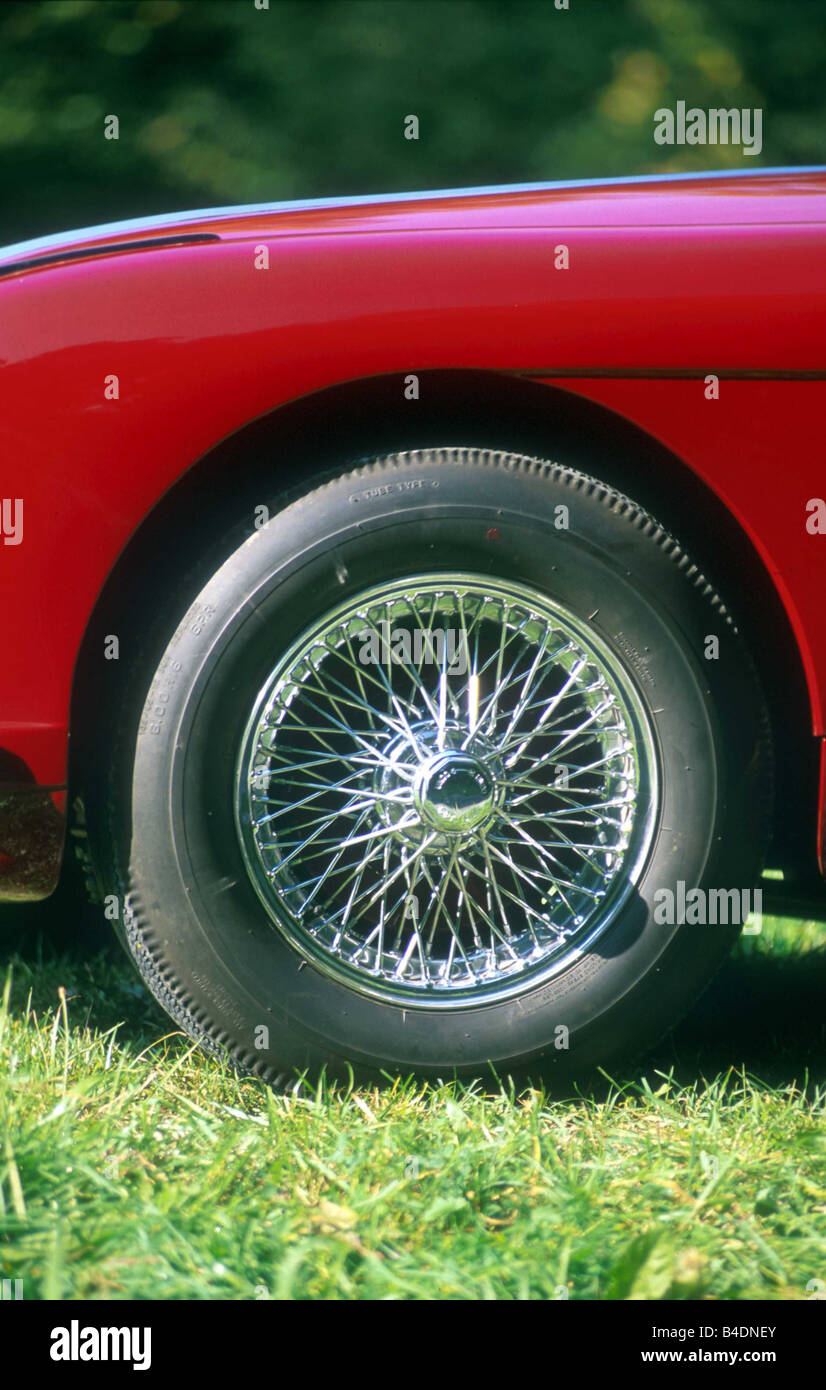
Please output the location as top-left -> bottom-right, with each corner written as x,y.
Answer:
0,232 -> 221,279
0,784 -> 66,793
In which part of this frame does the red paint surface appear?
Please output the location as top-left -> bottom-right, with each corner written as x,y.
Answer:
538,376 -> 826,734
1,171 -> 824,805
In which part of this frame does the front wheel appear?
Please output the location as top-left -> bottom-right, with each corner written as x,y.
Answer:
100,448 -> 772,1083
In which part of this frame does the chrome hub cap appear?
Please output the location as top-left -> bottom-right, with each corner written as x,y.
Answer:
375,722 -> 504,849
416,751 -> 496,833
235,575 -> 659,1008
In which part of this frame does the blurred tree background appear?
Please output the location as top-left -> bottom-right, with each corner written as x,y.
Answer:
0,0 -> 823,245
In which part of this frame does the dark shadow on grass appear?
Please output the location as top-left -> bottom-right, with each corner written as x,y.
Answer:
650,940 -> 826,1090
2,878 -> 825,1093
0,876 -> 182,1055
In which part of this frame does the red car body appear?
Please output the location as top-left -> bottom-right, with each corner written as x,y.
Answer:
2,167 -> 825,901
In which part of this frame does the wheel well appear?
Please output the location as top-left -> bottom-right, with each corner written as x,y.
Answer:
69,368 -> 818,878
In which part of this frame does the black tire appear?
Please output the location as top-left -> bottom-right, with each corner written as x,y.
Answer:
98,448 -> 772,1084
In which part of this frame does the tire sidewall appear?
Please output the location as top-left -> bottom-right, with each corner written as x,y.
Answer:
125,454 -> 766,1077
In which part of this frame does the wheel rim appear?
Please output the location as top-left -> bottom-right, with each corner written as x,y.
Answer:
235,574 -> 659,1008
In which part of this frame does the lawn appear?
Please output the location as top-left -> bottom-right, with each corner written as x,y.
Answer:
1,898 -> 825,1300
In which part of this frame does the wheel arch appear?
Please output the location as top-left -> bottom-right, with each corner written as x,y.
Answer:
67,367 -> 816,880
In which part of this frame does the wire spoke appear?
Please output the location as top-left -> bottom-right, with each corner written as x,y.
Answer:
236,575 -> 658,1004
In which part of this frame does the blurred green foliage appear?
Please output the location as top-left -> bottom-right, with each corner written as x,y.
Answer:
0,0 -> 824,243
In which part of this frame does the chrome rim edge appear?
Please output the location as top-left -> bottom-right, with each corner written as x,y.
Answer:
235,574 -> 660,1009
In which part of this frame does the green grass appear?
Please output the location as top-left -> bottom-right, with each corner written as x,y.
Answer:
1,905 -> 826,1300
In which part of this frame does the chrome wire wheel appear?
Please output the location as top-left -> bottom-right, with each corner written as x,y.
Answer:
235,575 -> 659,1007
